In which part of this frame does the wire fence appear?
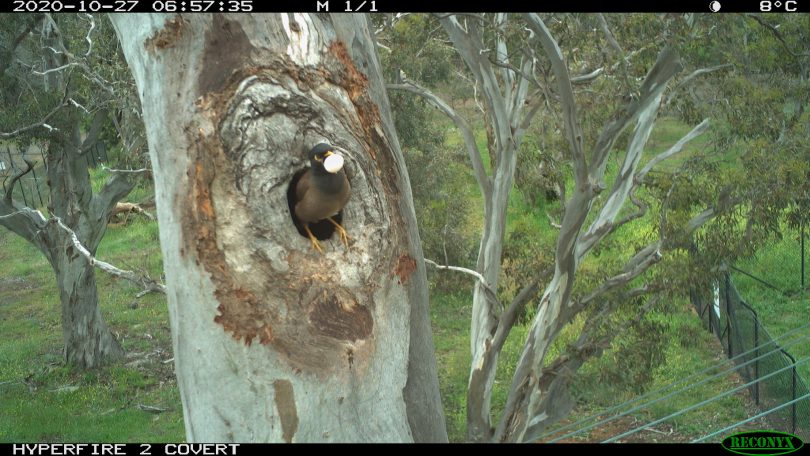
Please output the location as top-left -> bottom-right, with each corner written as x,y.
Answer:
535,325 -> 810,443
0,143 -> 108,209
691,272 -> 810,439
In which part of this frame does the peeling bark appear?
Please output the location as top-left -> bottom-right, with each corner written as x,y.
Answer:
111,13 -> 445,443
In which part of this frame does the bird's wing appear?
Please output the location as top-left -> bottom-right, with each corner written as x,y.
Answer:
295,169 -> 311,203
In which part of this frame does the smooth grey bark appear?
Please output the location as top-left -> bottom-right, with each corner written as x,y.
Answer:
436,15 -> 538,442
110,13 -> 446,443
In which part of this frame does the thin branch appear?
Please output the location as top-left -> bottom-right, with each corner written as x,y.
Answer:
745,14 -> 810,58
4,159 -> 34,204
665,65 -> 732,106
637,118 -> 710,181
388,81 -> 492,199
50,216 -> 166,296
80,13 -> 95,58
571,68 -> 604,84
523,13 -> 587,185
546,212 -> 562,229
32,61 -> 80,76
576,243 -> 661,309
0,97 -> 68,139
424,258 -> 498,306
491,266 -> 552,357
596,14 -> 624,56
101,165 -> 149,174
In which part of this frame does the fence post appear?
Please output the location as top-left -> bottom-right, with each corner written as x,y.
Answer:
29,164 -> 44,207
725,274 -> 733,358
801,220 -> 805,291
754,322 -> 760,405
792,360 -> 797,435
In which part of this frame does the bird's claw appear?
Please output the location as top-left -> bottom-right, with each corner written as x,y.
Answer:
327,217 -> 351,249
310,237 -> 325,254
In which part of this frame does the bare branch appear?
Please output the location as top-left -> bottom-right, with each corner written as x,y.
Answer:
101,165 -> 150,174
637,118 -> 710,181
388,81 -> 492,199
80,13 -> 95,58
745,14 -> 810,58
576,243 -> 661,309
50,216 -> 166,296
4,159 -> 34,204
588,47 -> 683,178
571,68 -> 604,84
424,258 -> 499,306
32,61 -> 80,76
546,212 -> 562,229
523,13 -> 587,185
0,98 -> 68,139
686,207 -> 717,234
665,65 -> 732,106
577,92 -> 662,260
596,14 -> 624,56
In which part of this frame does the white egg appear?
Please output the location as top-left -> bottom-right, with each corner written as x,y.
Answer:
324,154 -> 345,173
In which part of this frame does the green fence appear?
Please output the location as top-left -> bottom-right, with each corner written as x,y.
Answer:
691,273 -> 810,439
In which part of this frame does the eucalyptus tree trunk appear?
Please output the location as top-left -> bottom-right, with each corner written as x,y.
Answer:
110,13 -> 446,443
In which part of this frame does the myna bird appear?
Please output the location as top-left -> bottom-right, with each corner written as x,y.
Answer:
294,143 -> 351,253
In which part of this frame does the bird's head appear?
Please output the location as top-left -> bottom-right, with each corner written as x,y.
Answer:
308,143 -> 345,174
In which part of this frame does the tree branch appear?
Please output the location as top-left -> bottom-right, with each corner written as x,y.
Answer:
0,15 -> 42,76
665,65 -> 732,106
91,171 -> 136,229
50,216 -> 165,296
424,258 -> 499,307
637,118 -> 710,181
0,96 -> 68,139
571,68 -> 604,84
388,81 -> 492,199
577,92 -> 662,260
576,243 -> 661,310
745,14 -> 810,58
3,159 -> 34,204
596,14 -> 624,56
523,13 -> 587,185
588,47 -> 682,179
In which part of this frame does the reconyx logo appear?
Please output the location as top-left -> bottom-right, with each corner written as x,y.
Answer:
722,431 -> 804,456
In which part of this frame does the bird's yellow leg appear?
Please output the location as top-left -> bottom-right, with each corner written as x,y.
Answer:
304,223 -> 324,254
327,217 -> 350,247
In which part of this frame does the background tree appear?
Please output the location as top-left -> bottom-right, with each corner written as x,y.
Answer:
385,13 -> 764,442
0,14 -> 146,368
110,13 -> 446,442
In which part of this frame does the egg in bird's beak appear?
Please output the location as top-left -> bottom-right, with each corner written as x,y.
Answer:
323,151 -> 345,174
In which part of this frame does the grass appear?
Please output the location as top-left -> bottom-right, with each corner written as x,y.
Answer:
0,173 -> 184,443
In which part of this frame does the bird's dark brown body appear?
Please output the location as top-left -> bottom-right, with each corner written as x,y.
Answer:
294,143 -> 351,253
294,167 -> 350,224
